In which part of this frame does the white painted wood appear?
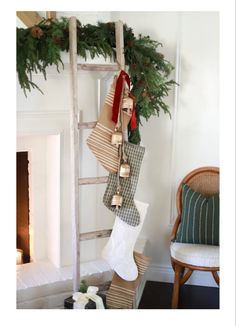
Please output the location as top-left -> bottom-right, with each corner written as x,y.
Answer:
79,176 -> 108,185
97,78 -> 101,116
169,14 -> 182,225
78,63 -> 119,71
115,21 -> 125,70
69,19 -> 125,292
80,229 -> 112,241
146,263 -> 218,287
78,121 -> 97,129
69,16 -> 80,292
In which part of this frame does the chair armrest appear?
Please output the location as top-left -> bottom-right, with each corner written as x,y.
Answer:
170,215 -> 181,241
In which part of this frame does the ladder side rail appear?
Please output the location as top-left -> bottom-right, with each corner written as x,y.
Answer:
68,20 -> 126,291
115,21 -> 125,70
69,16 -> 80,293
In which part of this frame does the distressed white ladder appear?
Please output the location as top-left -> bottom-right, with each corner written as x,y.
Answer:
69,17 -> 125,292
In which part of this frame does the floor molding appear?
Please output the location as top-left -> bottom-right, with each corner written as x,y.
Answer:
146,263 -> 218,287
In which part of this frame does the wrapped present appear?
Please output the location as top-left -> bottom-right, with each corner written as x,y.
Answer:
64,286 -> 106,309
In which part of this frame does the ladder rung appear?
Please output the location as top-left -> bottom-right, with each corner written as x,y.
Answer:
80,229 -> 112,241
78,121 -> 97,129
77,63 -> 119,71
79,176 -> 108,185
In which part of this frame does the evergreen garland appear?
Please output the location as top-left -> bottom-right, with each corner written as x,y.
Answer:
17,18 -> 176,144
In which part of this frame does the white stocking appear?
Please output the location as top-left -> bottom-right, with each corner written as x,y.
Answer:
102,200 -> 149,281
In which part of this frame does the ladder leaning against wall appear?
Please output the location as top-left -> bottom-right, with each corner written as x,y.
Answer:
68,16 -> 126,292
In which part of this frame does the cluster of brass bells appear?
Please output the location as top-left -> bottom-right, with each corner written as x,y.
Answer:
111,189 -> 123,209
111,86 -> 133,209
111,159 -> 130,209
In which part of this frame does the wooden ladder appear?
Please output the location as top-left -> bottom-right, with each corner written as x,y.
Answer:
69,17 -> 125,292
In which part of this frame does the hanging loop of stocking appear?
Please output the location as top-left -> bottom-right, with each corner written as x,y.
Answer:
111,75 -> 125,146
119,102 -> 130,179
112,70 -> 137,130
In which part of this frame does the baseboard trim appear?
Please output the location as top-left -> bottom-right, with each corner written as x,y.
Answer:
145,263 -> 218,287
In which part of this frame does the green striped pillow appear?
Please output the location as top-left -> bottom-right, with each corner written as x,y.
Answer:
175,184 -> 219,245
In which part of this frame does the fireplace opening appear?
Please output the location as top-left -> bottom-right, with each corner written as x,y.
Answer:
16,151 -> 30,264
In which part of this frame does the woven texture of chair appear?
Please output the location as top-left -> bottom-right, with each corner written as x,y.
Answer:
170,166 -> 220,309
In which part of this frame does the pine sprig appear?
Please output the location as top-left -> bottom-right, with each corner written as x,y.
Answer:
16,18 -> 177,144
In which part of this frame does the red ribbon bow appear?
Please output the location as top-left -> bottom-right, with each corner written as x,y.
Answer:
112,70 -> 137,130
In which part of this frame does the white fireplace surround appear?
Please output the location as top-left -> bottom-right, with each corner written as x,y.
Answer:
17,110 -> 71,268
17,134 -> 60,265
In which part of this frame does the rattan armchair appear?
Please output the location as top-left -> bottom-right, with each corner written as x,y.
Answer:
170,167 -> 220,308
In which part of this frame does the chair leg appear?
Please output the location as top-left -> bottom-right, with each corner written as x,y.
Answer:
171,264 -> 184,309
212,271 -> 220,285
180,269 -> 193,285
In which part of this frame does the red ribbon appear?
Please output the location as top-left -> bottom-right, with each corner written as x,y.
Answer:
129,92 -> 137,130
112,70 -> 137,130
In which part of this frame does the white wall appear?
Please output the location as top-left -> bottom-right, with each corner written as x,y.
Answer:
17,12 -> 219,285
173,12 -> 219,192
110,12 -> 219,286
46,135 -> 60,267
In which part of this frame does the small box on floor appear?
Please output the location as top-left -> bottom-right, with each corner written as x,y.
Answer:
64,292 -> 106,309
64,280 -> 106,309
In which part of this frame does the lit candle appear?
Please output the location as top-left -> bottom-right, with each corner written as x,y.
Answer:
16,249 -> 23,265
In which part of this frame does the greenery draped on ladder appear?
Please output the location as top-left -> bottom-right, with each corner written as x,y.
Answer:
17,18 -> 176,144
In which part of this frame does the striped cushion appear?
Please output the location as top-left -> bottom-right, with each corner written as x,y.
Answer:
175,184 -> 219,245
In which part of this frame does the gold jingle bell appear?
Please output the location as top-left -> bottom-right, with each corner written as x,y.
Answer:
111,128 -> 123,146
119,162 -> 130,178
111,191 -> 123,209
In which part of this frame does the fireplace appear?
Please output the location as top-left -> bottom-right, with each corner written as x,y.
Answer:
16,151 -> 30,264
16,134 -> 61,266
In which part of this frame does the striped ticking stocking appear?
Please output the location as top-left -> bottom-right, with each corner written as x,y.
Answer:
86,74 -> 133,173
106,251 -> 151,309
103,141 -> 145,226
